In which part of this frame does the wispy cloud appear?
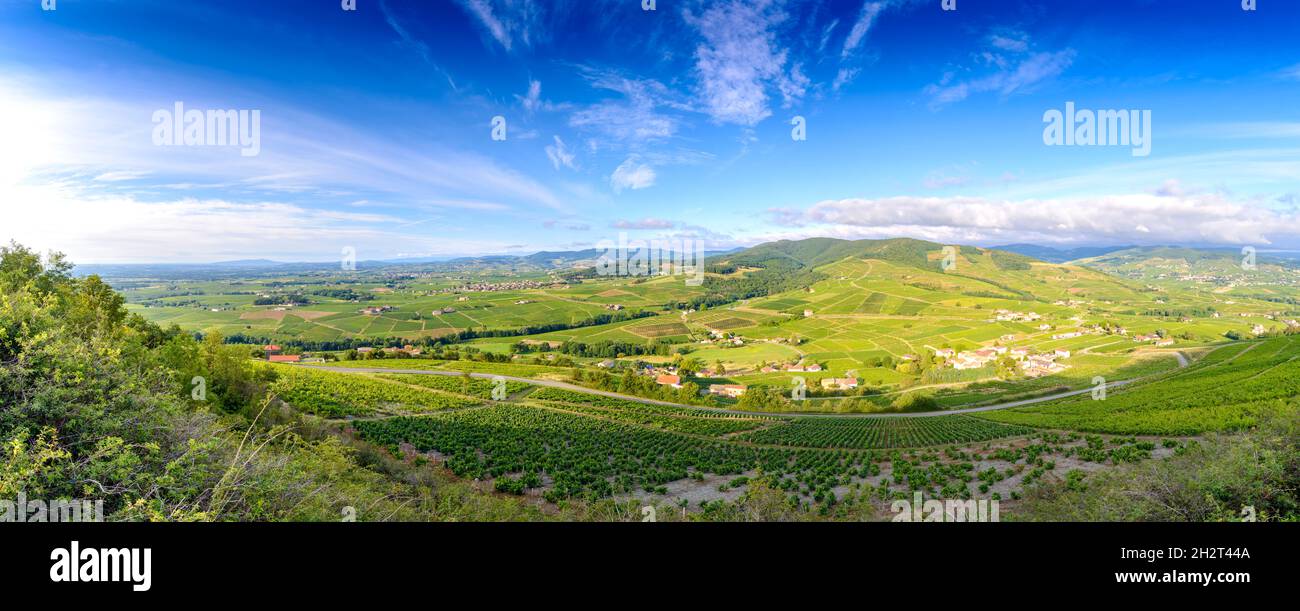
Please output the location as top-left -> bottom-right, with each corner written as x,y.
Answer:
926,31 -> 1075,108
517,79 -> 543,112
831,0 -> 916,91
568,66 -> 685,146
456,0 -> 545,52
841,1 -> 887,59
380,0 -> 458,90
545,135 -> 577,170
683,0 -> 807,126
611,217 -> 675,230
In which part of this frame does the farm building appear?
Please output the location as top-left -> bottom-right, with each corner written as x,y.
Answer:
820,378 -> 858,390
708,384 -> 747,398
655,374 -> 682,388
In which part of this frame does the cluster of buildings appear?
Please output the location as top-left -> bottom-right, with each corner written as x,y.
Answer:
1018,351 -> 1070,377
937,345 -> 1073,376
439,280 -> 566,294
947,347 -> 1003,370
646,366 -> 752,398
358,305 -> 395,316
819,377 -> 859,390
992,309 -> 1042,323
263,345 -> 300,363
707,384 -> 747,398
1133,333 -> 1173,346
262,345 -> 323,364
759,362 -> 823,373
356,345 -> 425,357
701,329 -> 745,346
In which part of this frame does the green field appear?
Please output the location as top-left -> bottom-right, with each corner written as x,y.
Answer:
979,337 -> 1300,434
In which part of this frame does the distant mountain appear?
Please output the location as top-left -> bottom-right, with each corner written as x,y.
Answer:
991,244 -> 1134,263
717,237 -> 1043,271
75,246 -> 744,279
73,259 -> 336,279
1072,246 -> 1298,278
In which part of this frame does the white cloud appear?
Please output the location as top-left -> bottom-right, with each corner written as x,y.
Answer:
0,182 -> 519,263
545,135 -> 577,170
610,157 -> 657,193
683,0 -> 805,126
766,191 -> 1300,246
987,32 -> 1030,53
93,170 -> 151,182
611,218 -> 675,230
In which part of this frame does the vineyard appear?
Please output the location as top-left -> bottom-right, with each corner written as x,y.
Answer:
736,415 -> 1036,449
350,404 -> 878,502
377,373 -> 530,399
269,366 -> 481,417
527,387 -> 781,420
979,337 -> 1300,435
285,338 -> 1298,505
531,403 -> 773,437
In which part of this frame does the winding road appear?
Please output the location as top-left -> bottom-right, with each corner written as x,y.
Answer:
303,353 -> 1185,419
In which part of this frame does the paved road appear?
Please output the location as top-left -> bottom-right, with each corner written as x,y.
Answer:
305,366 -> 1144,419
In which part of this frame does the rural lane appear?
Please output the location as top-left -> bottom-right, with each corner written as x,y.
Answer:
302,365 -> 1151,419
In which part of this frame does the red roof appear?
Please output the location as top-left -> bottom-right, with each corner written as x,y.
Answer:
264,345 -> 282,351
655,374 -> 681,385
268,354 -> 301,363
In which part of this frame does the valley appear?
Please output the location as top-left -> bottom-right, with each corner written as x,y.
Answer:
96,238 -> 1300,517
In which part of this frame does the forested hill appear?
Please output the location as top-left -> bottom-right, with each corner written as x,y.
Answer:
711,237 -> 1042,273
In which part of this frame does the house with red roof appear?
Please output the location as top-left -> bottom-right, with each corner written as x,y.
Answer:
655,374 -> 682,388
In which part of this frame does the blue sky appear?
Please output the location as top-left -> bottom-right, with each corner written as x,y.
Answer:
3,0 -> 1300,263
